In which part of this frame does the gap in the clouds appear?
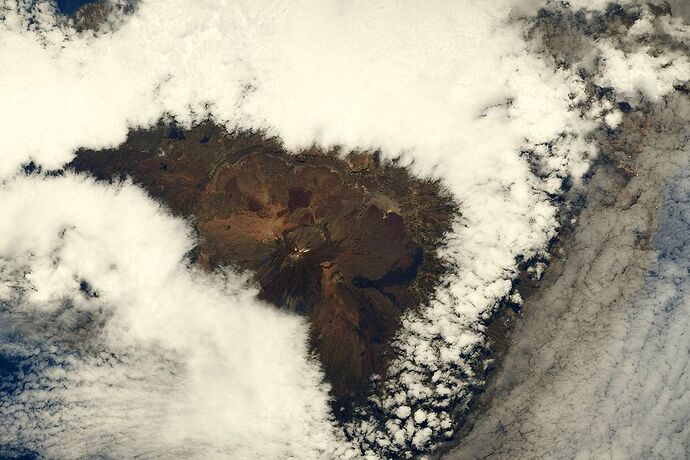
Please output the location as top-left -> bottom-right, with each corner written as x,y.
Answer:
0,353 -> 22,388
54,0 -> 98,15
49,0 -> 138,32
0,447 -> 37,460
0,313 -> 29,393
67,120 -> 461,414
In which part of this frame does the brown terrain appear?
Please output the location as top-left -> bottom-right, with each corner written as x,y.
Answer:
69,122 -> 457,404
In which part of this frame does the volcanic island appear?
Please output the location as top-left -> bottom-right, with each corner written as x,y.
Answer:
69,122 -> 458,409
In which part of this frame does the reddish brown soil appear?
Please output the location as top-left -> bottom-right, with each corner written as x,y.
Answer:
69,122 -> 457,403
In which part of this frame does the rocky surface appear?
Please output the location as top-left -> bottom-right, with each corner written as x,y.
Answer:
69,123 -> 457,404
71,0 -> 109,30
68,0 -> 137,32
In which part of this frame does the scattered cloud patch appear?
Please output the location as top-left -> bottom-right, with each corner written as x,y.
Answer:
595,42 -> 690,101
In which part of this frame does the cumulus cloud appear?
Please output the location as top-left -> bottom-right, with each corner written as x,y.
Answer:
445,76 -> 690,460
595,42 -> 690,101
442,5 -> 690,458
0,0 -> 603,455
0,0 -> 593,176
4,0 -> 684,457
0,173 -> 350,458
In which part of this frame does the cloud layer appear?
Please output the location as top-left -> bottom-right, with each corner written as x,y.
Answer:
0,174 -> 350,458
3,0 -> 688,457
0,0 -> 601,456
446,55 -> 690,460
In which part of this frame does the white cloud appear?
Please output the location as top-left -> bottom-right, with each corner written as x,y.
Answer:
0,174 -> 351,459
0,0 -> 600,455
444,82 -> 690,460
4,0 -> 686,457
595,42 -> 690,101
565,0 -> 631,11
440,7 -> 690,459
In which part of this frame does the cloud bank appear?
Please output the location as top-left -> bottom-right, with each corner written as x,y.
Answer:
2,0 -> 688,457
0,174 -> 349,458
447,91 -> 690,459
445,5 -> 690,456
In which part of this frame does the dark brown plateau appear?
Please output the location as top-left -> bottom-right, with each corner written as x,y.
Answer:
69,122 -> 458,405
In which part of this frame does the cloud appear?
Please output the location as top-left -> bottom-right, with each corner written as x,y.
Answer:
442,6 -> 690,459
0,174 -> 350,458
668,0 -> 690,22
4,0 -> 685,457
595,42 -> 690,101
444,75 -> 690,460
